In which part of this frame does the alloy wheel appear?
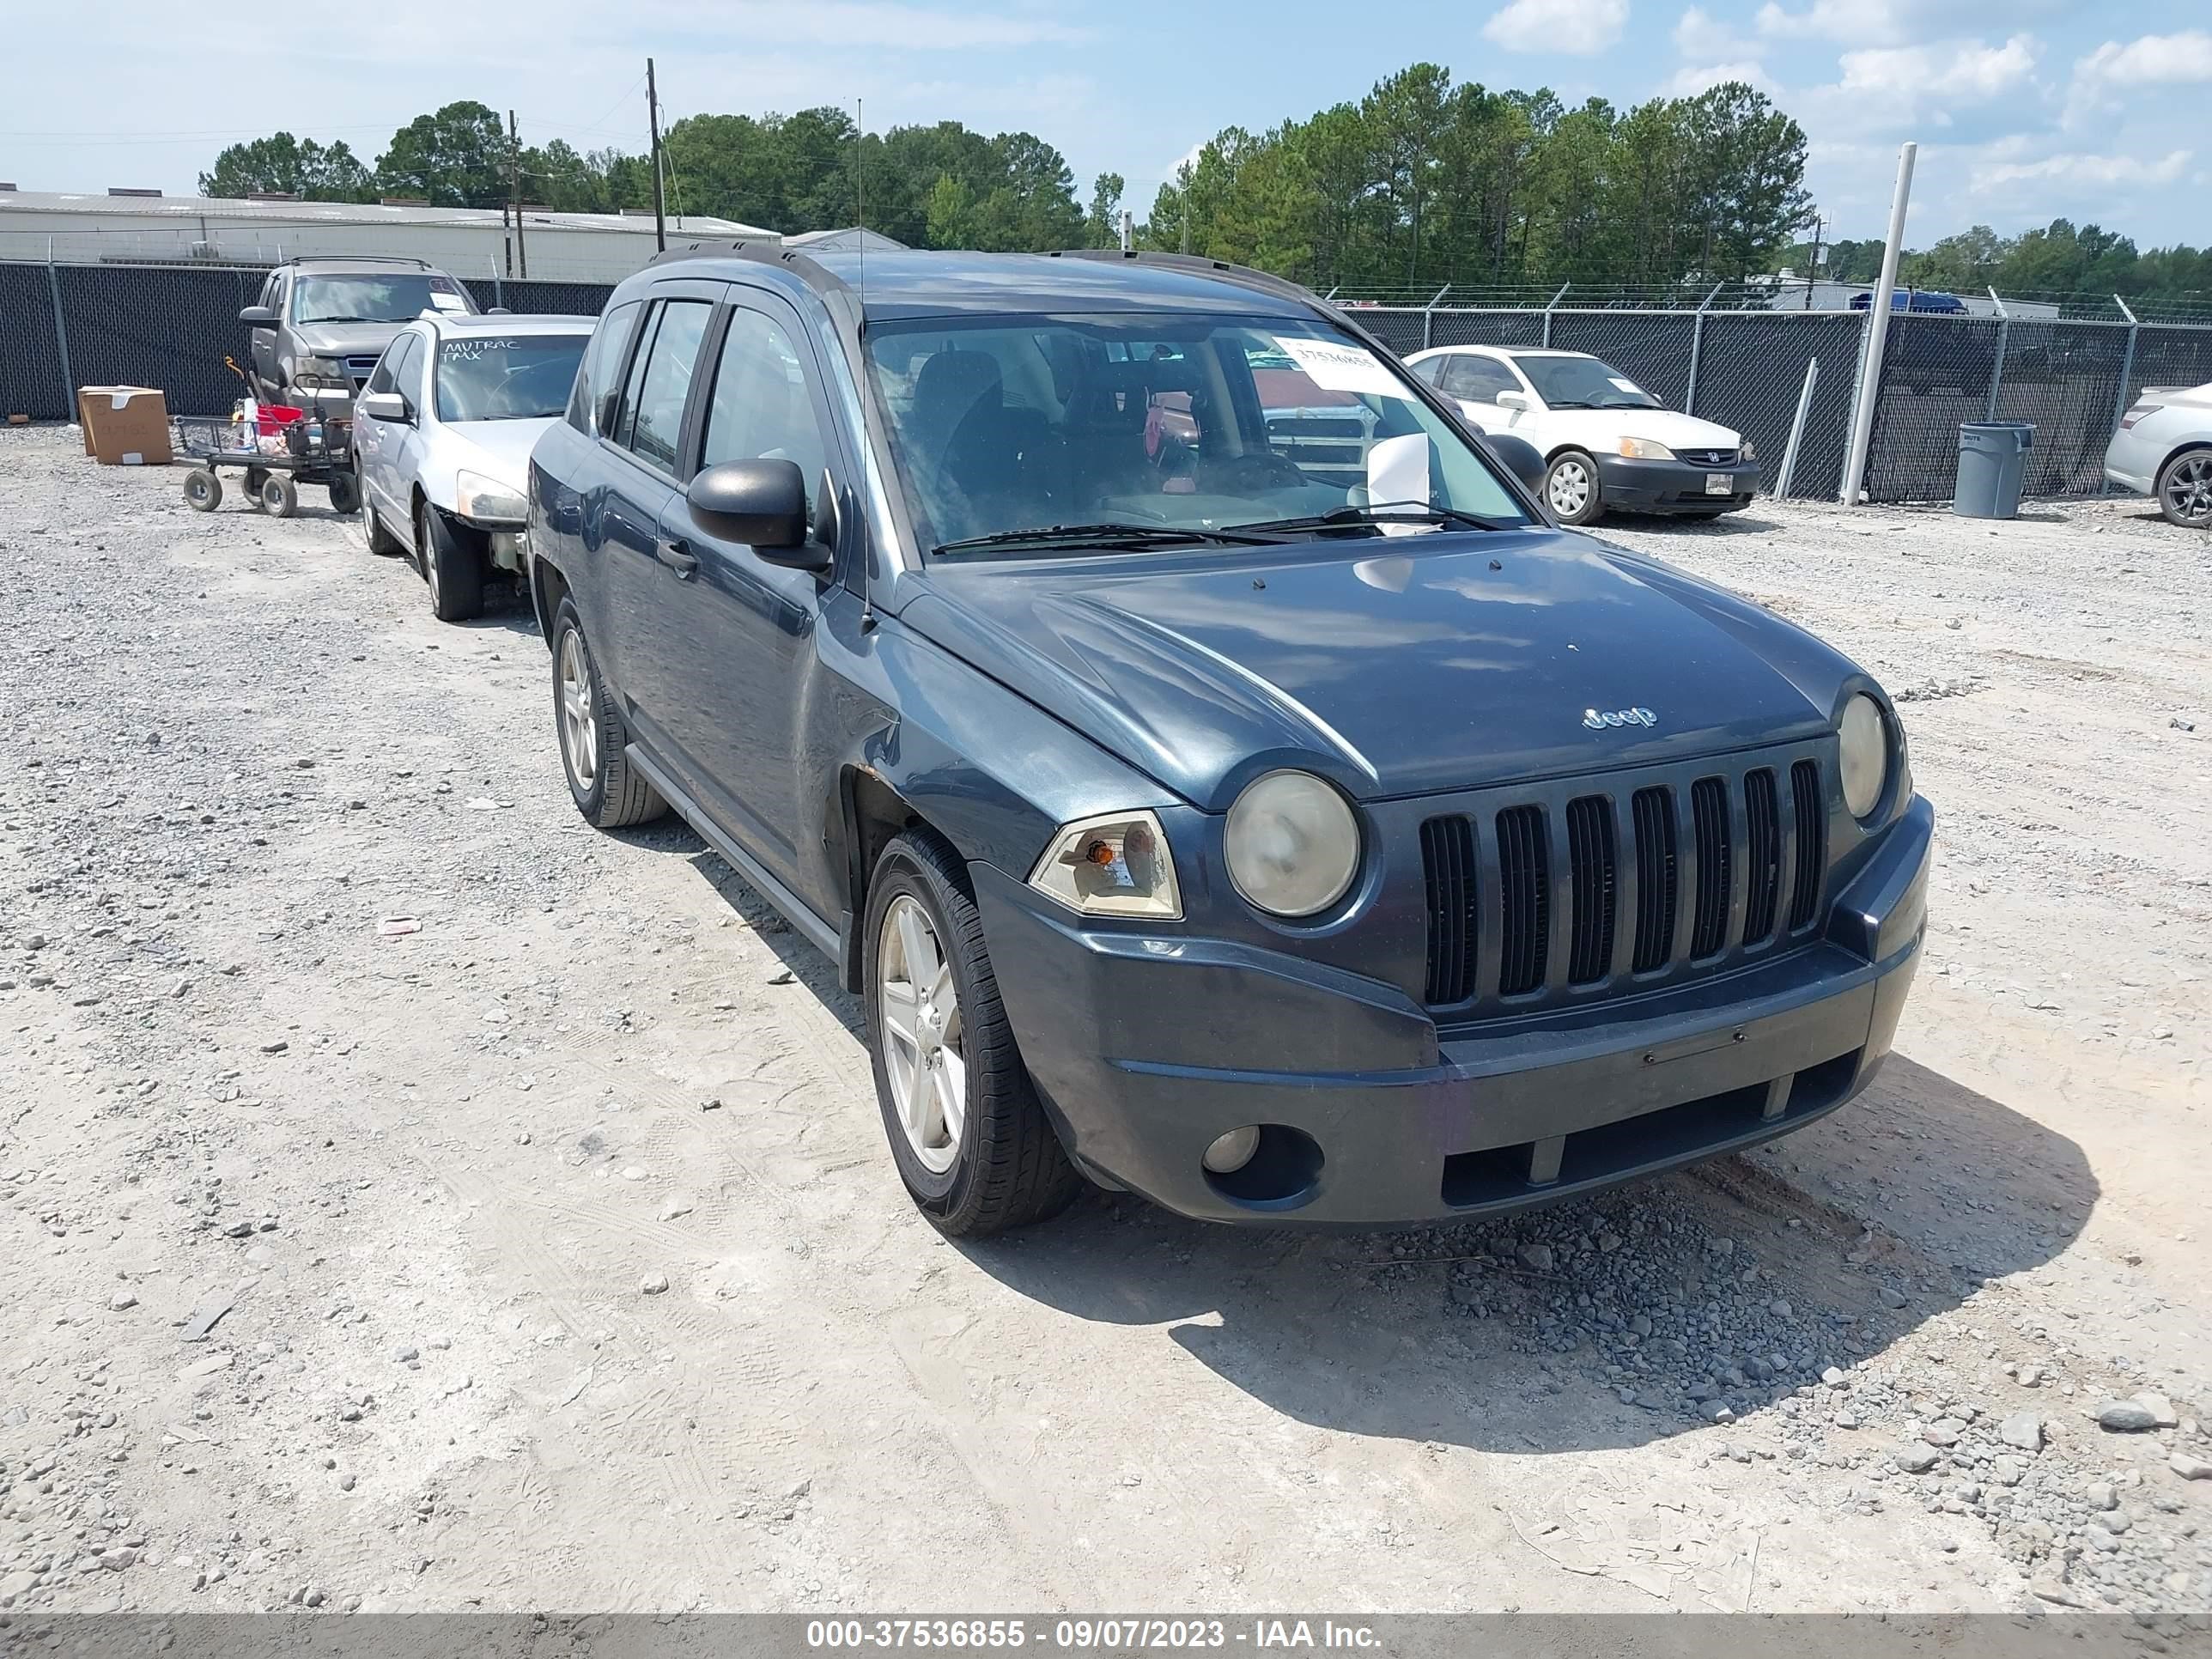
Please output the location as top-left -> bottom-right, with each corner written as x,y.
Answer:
877,894 -> 965,1174
557,630 -> 599,791
2166,455 -> 2212,526
1548,459 -> 1592,517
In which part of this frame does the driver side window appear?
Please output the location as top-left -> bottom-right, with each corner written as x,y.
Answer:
1443,355 -> 1519,403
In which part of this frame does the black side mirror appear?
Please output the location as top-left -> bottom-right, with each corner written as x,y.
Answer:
687,459 -> 831,572
1480,431 -> 1548,499
240,306 -> 276,328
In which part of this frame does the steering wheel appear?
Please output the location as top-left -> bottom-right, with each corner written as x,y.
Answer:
1197,448 -> 1311,494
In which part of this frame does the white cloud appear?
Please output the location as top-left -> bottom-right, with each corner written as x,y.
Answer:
1481,0 -> 1630,56
2066,31 -> 2212,122
1672,5 -> 1745,58
1836,35 -> 2039,106
1972,148 -> 2193,191
1665,61 -> 1780,98
1757,0 -> 1905,46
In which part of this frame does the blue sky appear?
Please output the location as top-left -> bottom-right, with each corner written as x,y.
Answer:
7,0 -> 2209,250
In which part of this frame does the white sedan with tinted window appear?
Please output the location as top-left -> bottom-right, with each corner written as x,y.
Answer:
1406,344 -> 1760,526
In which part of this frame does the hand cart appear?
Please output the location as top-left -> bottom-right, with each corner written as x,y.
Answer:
175,409 -> 358,519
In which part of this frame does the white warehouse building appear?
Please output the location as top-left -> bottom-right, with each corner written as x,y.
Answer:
0,186 -> 774,283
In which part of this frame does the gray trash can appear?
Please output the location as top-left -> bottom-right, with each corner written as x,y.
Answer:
1954,422 -> 2035,519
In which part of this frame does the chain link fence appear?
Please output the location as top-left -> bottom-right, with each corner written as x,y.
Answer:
0,259 -> 615,422
1340,298 -> 2212,505
9,258 -> 2212,507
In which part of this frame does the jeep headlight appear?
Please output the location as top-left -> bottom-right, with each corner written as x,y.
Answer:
1224,770 -> 1360,918
292,356 -> 351,391
1617,436 -> 1674,460
1029,811 -> 1182,921
456,469 -> 528,523
1838,694 -> 1890,820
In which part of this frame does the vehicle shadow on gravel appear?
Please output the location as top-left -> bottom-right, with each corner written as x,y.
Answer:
955,1054 -> 2094,1454
660,839 -> 2096,1452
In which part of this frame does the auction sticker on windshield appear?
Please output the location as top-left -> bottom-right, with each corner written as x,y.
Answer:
1270,336 -> 1404,400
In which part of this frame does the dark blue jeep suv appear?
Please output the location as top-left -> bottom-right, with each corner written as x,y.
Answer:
526,245 -> 1932,1237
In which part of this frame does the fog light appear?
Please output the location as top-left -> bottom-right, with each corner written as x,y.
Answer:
1202,1126 -> 1261,1175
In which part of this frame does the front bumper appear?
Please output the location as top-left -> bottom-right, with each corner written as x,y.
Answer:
980,793 -> 1932,1229
1595,454 -> 1762,514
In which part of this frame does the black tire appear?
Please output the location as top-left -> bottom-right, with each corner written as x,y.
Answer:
417,501 -> 485,623
1544,449 -> 1605,526
2155,449 -> 2212,529
258,473 -> 297,518
243,465 -> 269,501
183,470 -> 222,512
550,599 -> 666,829
326,470 -> 360,515
863,831 -> 1083,1237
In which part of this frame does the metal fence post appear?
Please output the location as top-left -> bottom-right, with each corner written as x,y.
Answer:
1542,283 -> 1569,349
45,258 -> 76,419
1983,288 -> 2008,423
2107,296 -> 2141,496
1771,356 -> 1821,500
1422,284 -> 1449,351
1685,285 -> 1722,416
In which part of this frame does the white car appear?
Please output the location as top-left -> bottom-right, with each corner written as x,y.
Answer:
354,312 -> 596,621
2104,381 -> 2212,529
1405,344 -> 1761,526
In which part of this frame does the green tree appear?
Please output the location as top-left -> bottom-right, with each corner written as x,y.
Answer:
198,132 -> 375,202
1084,173 -> 1127,246
375,101 -> 509,209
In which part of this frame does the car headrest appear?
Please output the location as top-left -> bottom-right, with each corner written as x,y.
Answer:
914,349 -> 1004,433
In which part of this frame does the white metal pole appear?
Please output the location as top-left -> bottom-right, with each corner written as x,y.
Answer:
1771,356 -> 1820,500
1839,141 -> 1916,507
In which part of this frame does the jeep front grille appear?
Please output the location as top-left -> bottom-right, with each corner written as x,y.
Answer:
1419,750 -> 1829,1012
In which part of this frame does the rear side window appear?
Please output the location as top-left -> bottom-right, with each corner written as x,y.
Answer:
621,300 -> 712,475
570,300 -> 642,434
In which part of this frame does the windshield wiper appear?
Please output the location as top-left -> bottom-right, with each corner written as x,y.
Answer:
299,315 -> 386,325
1228,501 -> 1512,535
930,521 -> 1285,556
1542,399 -> 1597,410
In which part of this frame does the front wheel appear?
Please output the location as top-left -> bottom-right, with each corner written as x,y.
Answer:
418,502 -> 485,623
183,470 -> 222,512
258,473 -> 298,518
325,470 -> 359,515
2156,450 -> 2212,528
864,832 -> 1083,1237
1545,450 -> 1605,526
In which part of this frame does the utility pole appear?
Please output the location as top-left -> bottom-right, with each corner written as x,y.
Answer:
1119,209 -> 1133,253
1803,213 -> 1823,311
647,58 -> 666,253
507,110 -> 527,280
1178,163 -> 1192,256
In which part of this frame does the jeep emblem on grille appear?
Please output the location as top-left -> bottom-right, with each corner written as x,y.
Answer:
1584,707 -> 1658,730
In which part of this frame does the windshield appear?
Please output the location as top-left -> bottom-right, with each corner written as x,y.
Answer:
434,334 -> 590,422
863,313 -> 1531,556
1514,355 -> 1660,410
292,273 -> 468,325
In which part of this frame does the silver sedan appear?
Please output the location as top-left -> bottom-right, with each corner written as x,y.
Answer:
354,313 -> 596,619
2105,380 -> 2212,529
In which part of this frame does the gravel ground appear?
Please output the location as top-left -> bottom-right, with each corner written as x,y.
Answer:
2,424 -> 2209,1620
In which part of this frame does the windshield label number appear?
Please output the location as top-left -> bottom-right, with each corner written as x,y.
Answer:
1271,336 -> 1404,400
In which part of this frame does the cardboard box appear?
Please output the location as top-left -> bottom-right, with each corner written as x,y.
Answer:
77,386 -> 173,465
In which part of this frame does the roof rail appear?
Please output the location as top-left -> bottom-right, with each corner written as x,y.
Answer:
284,252 -> 434,269
645,238 -> 850,295
1048,247 -> 1348,330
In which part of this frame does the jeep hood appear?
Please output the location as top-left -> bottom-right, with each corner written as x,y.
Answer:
907,530 -> 1857,810
289,321 -> 407,358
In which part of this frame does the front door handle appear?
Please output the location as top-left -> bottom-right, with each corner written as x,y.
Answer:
655,538 -> 700,579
